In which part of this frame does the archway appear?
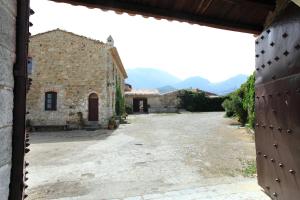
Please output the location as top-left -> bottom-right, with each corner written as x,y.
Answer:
8,1 -> 300,199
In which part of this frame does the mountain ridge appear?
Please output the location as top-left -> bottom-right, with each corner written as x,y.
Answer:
126,68 -> 248,95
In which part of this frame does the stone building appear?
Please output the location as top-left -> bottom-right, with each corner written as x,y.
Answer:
125,89 -> 180,113
26,29 -> 127,129
125,88 -> 219,113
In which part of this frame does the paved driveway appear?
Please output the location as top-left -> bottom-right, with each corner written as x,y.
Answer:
27,112 -> 270,200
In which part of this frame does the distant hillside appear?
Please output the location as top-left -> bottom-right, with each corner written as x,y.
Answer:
126,68 -> 181,89
212,74 -> 248,95
174,74 -> 248,95
157,85 -> 177,93
125,68 -> 248,95
174,76 -> 212,90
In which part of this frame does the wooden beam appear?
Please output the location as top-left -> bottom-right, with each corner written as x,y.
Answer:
228,0 -> 275,10
51,0 -> 265,34
9,0 -> 29,199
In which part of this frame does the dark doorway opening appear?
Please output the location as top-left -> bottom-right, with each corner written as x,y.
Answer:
133,98 -> 148,113
88,93 -> 99,121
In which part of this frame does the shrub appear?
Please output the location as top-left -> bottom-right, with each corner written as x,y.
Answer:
125,105 -> 133,114
108,116 -> 117,129
231,93 -> 247,125
178,90 -> 225,112
243,74 -> 255,128
222,73 -> 255,128
222,98 -> 235,117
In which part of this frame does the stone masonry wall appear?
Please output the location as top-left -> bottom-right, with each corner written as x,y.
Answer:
0,0 -> 16,198
125,92 -> 179,113
27,30 -> 126,128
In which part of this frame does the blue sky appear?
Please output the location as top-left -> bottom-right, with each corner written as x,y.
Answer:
30,0 -> 256,83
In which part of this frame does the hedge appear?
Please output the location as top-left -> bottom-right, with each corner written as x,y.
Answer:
178,90 -> 225,112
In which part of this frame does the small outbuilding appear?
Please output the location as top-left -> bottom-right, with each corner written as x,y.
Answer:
125,87 -> 219,113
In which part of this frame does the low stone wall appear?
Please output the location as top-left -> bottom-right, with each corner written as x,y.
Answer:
125,91 -> 179,113
0,0 -> 16,198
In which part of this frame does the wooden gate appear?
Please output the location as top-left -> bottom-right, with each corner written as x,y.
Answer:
255,3 -> 300,199
88,93 -> 99,121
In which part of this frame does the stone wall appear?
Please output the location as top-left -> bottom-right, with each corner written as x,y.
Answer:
27,30 -> 126,128
125,91 -> 179,113
150,92 -> 179,113
0,0 -> 16,198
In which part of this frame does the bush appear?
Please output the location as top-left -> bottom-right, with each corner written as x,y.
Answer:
178,90 -> 225,112
222,74 -> 255,128
108,116 -> 117,129
222,98 -> 235,117
125,105 -> 133,114
243,75 -> 255,128
231,94 -> 247,125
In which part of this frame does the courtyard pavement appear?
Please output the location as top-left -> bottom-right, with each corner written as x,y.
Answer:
26,112 -> 270,200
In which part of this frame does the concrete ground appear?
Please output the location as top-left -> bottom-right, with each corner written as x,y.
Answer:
26,112 -> 270,200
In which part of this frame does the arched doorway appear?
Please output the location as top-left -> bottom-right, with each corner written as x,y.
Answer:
88,93 -> 99,121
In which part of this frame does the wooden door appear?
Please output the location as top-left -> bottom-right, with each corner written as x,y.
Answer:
88,93 -> 98,121
255,4 -> 300,199
143,99 -> 148,113
133,98 -> 140,112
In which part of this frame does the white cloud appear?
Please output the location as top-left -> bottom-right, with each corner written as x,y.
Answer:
30,0 -> 255,83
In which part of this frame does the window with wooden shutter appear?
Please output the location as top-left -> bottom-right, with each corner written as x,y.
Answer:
45,92 -> 57,111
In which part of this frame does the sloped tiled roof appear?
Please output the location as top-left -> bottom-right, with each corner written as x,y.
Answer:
31,29 -> 105,45
125,89 -> 160,96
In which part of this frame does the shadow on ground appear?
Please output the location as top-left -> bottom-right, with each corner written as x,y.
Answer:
29,129 -> 114,144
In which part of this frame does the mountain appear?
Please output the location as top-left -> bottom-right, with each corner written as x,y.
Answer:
174,74 -> 248,95
212,74 -> 248,95
174,76 -> 211,90
125,68 -> 248,95
157,85 -> 177,93
126,68 -> 181,89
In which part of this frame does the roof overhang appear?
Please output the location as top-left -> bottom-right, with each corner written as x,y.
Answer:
51,0 -> 276,34
292,0 -> 300,7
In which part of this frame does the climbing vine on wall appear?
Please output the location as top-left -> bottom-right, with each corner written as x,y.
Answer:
115,81 -> 125,116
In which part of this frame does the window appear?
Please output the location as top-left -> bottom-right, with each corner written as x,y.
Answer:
27,57 -> 33,75
45,92 -> 57,111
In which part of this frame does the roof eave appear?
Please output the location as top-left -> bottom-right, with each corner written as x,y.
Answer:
51,0 -> 275,34
109,47 -> 128,79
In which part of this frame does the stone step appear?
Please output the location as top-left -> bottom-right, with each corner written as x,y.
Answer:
84,122 -> 100,131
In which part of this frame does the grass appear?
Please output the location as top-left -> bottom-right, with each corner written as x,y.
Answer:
242,160 -> 257,177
